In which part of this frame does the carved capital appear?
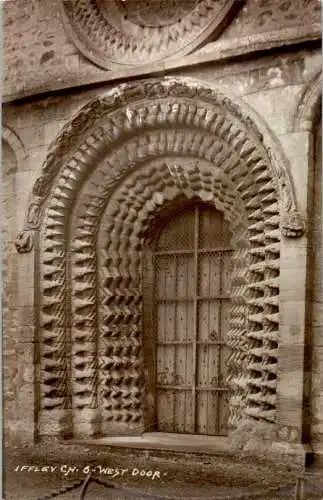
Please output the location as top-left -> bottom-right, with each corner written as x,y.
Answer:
281,210 -> 305,238
15,230 -> 34,253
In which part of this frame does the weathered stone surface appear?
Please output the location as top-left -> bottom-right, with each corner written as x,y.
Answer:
2,1 -> 322,467
61,0 -> 240,69
3,0 -> 320,101
310,113 -> 323,455
7,77 -> 308,443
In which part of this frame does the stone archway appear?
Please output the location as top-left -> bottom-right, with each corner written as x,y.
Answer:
292,68 -> 322,133
2,125 -> 27,172
15,77 -> 304,440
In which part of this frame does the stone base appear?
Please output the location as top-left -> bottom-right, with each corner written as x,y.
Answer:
229,419 -> 313,468
100,421 -> 144,437
38,409 -> 144,440
4,419 -> 36,447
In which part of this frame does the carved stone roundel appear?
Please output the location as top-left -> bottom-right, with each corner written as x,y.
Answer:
116,0 -> 199,27
61,0 -> 238,69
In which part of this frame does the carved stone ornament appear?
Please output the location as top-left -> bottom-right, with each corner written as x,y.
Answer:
60,0 -> 241,69
281,210 -> 305,238
27,202 -> 41,226
15,230 -> 34,254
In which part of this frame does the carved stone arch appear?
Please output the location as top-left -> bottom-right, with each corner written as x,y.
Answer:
60,0 -> 242,69
2,125 -> 27,174
16,78 -> 304,247
15,77 -> 305,439
292,67 -> 322,132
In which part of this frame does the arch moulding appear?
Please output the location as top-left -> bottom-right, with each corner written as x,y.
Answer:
15,77 -> 305,445
292,67 -> 322,133
2,124 -> 27,172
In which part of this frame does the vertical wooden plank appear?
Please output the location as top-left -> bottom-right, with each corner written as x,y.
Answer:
208,345 -> 219,387
207,346 -> 219,434
176,303 -> 188,342
142,248 -> 157,431
191,206 -> 199,433
166,255 -> 177,425
175,391 -> 185,432
185,390 -> 194,433
198,254 -> 211,297
220,301 -> 230,387
198,344 -> 209,434
157,346 -> 168,431
165,344 -> 175,385
176,255 -> 194,341
156,345 -> 164,385
218,391 -> 229,435
220,215 -> 232,248
176,345 -> 187,386
186,344 -> 194,432
197,344 -> 208,388
219,344 -> 229,388
206,391 -> 218,435
204,300 -> 221,340
221,251 -> 233,296
186,254 -> 196,298
157,303 -> 165,343
209,253 -> 221,296
158,391 -> 175,432
216,243 -> 224,435
157,391 -> 167,431
156,255 -> 166,297
166,390 -> 175,432
175,344 -> 186,432
159,345 -> 176,431
196,391 -> 208,434
219,251 -> 231,394
198,300 -> 208,342
165,302 -> 176,342
176,255 -> 187,297
165,256 -> 176,297
220,300 -> 231,338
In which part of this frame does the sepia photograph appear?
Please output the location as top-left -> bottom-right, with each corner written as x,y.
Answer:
2,0 -> 323,498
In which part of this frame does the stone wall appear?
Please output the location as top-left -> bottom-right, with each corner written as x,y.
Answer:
2,44 -> 321,455
311,112 -> 323,455
3,0 -> 321,102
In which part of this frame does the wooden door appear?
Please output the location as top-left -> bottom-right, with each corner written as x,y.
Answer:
152,203 -> 232,435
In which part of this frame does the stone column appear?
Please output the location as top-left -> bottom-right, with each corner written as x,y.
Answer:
4,169 -> 37,445
273,131 -> 312,460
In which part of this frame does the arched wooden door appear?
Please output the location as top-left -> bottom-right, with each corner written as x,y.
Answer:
146,203 -> 232,435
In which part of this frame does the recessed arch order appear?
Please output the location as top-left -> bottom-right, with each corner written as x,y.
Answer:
15,77 -> 305,439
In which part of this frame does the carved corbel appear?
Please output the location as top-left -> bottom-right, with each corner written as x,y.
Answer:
15,196 -> 42,253
15,230 -> 34,254
279,172 -> 305,238
281,210 -> 305,238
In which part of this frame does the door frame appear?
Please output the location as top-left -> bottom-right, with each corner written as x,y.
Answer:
142,200 -> 232,435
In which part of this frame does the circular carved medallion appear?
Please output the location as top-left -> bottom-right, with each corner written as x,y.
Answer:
116,0 -> 199,27
61,0 -> 238,69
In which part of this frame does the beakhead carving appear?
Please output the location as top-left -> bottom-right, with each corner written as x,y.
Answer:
15,77 -> 305,438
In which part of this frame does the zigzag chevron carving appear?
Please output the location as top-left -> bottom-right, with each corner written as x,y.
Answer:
15,79 -> 302,437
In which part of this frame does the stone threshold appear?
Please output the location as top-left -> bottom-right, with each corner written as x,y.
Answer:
70,432 -> 231,455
